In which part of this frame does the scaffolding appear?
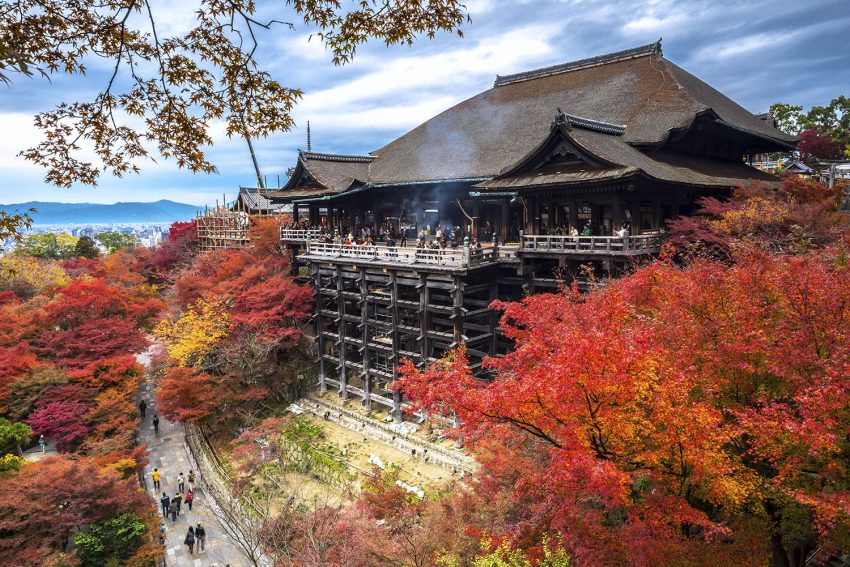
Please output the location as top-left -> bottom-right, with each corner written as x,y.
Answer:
196,209 -> 251,250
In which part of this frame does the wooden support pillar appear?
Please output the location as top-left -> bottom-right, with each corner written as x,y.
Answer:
500,200 -> 508,243
451,276 -> 465,346
293,204 -> 299,223
634,191 -> 643,235
335,266 -> 348,399
418,273 -> 431,363
359,268 -> 371,410
569,198 -> 579,232
549,201 -> 557,232
313,267 -> 326,391
530,199 -> 540,234
390,271 -> 402,421
652,194 -> 662,231
488,283 -> 498,356
612,193 -> 623,232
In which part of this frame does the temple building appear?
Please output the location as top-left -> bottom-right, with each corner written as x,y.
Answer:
262,40 -> 794,417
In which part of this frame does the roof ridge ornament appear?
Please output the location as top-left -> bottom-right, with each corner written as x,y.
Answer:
494,39 -> 663,87
552,109 -> 626,135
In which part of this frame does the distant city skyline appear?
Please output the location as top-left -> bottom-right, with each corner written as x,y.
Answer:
0,0 -> 847,205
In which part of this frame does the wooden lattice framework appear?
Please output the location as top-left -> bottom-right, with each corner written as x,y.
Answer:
196,209 -> 251,251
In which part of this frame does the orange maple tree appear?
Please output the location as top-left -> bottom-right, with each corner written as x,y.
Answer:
399,246 -> 850,565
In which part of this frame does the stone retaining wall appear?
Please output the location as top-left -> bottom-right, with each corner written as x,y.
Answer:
303,394 -> 476,475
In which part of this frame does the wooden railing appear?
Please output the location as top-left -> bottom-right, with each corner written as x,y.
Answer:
520,233 -> 662,255
304,241 -> 498,268
280,228 -> 322,242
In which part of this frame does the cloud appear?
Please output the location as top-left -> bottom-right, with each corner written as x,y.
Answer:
0,0 -> 848,205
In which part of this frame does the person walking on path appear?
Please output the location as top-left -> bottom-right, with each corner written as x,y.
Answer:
177,471 -> 186,492
38,434 -> 46,453
138,399 -> 147,418
172,492 -> 183,515
151,468 -> 161,490
152,414 -> 159,434
185,489 -> 194,512
184,526 -> 196,555
159,492 -> 170,517
168,499 -> 178,522
188,469 -> 196,491
195,523 -> 206,553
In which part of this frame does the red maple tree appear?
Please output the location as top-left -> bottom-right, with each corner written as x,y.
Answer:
155,367 -> 219,423
0,456 -> 149,564
398,247 -> 850,565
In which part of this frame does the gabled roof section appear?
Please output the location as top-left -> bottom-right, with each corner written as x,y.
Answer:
662,61 -> 796,146
279,151 -> 373,198
497,111 -> 624,178
494,40 -> 662,87
477,117 -> 779,191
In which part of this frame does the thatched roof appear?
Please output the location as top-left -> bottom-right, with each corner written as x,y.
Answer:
277,41 -> 792,200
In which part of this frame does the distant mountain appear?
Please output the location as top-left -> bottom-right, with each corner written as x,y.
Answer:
0,200 -> 202,224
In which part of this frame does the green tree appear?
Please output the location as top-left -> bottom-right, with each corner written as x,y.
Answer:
94,231 -> 137,253
0,418 -> 32,456
73,512 -> 147,567
770,96 -> 850,158
15,232 -> 78,259
768,102 -> 804,135
73,235 -> 100,258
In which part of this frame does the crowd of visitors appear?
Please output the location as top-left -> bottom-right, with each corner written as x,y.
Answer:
284,220 -> 489,250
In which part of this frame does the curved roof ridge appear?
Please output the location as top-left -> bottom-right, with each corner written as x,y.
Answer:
558,112 -> 626,135
299,150 -> 375,163
494,39 -> 662,87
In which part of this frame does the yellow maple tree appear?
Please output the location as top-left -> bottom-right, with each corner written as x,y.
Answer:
154,299 -> 229,366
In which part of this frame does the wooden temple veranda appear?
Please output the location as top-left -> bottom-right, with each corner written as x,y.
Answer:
201,41 -> 795,418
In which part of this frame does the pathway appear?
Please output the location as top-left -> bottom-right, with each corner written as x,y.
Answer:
137,372 -> 247,567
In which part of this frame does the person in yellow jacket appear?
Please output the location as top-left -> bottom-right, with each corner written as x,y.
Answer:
152,468 -> 161,490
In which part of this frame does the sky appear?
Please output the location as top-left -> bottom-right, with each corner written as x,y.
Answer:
0,0 -> 848,207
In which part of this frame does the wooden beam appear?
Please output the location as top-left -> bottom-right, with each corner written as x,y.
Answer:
335,265 -> 348,399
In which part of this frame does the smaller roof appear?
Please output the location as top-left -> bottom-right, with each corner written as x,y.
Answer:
277,151 -> 373,201
237,187 -> 291,213
477,116 -> 778,190
782,160 -> 814,173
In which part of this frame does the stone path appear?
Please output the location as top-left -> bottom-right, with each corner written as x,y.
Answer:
137,376 -> 247,567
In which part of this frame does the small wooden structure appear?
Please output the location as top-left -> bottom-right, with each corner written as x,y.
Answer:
196,209 -> 251,251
